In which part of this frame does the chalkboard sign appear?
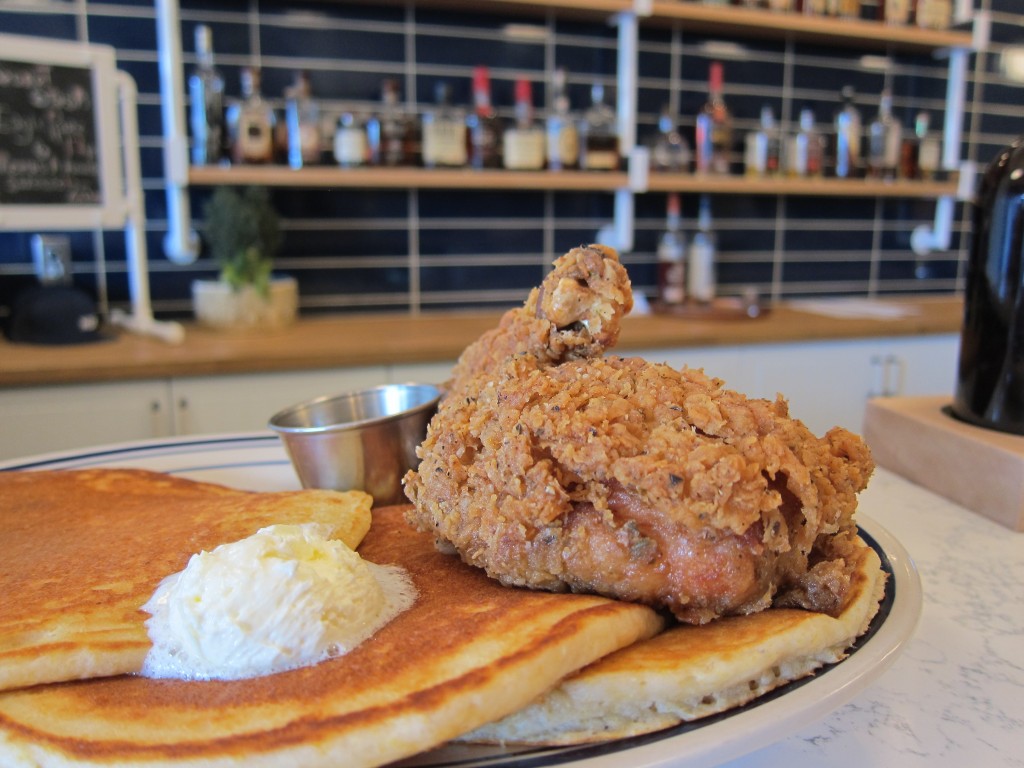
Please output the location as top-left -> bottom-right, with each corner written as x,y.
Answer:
0,60 -> 101,205
0,34 -> 124,230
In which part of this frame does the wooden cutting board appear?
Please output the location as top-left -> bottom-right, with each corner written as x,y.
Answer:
863,395 -> 1024,532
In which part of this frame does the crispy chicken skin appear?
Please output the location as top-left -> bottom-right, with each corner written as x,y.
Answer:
404,245 -> 874,624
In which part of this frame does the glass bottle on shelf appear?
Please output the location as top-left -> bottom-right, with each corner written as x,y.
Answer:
915,111 -> 942,180
650,106 -> 691,173
687,195 -> 717,304
421,81 -> 467,168
832,86 -> 862,179
467,66 -> 502,169
546,67 -> 579,171
226,67 -> 276,165
745,105 -> 781,178
879,0 -> 912,24
285,71 -> 321,169
695,62 -> 732,175
578,82 -> 620,171
915,0 -> 953,29
799,0 -> 829,15
767,0 -> 796,11
788,106 -> 824,178
366,79 -> 414,167
188,24 -> 224,166
837,0 -> 860,18
657,192 -> 686,307
867,89 -> 902,180
503,78 -> 545,171
333,109 -> 368,168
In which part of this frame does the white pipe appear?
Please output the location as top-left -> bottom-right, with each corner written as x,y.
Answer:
155,0 -> 199,264
111,71 -> 185,344
910,35 -> 976,256
601,11 -> 639,254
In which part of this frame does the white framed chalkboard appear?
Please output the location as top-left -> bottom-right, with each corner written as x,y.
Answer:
0,33 -> 184,343
0,34 -> 129,230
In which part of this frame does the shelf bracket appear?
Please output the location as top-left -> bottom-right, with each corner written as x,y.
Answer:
155,0 -> 200,265
598,10 -> 640,254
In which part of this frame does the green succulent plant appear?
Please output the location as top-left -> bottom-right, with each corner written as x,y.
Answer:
201,186 -> 282,297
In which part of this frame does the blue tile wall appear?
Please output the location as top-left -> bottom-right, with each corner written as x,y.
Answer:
2,0 -> 1023,324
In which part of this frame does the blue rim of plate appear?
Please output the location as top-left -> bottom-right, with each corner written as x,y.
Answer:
0,435 -> 913,768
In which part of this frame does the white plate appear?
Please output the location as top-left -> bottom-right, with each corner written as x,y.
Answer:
0,434 -> 922,768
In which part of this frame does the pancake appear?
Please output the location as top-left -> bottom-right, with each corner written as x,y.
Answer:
0,468 -> 373,693
462,537 -> 887,746
0,503 -> 663,768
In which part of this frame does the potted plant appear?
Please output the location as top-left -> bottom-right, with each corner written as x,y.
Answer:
191,186 -> 298,331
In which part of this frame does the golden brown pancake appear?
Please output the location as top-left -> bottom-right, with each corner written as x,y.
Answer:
0,504 -> 663,767
0,468 -> 373,693
463,537 -> 887,745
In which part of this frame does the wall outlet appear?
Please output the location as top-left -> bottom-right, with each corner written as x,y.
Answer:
31,235 -> 72,285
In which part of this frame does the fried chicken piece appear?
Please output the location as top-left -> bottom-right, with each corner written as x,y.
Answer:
448,243 -> 633,395
404,246 -> 874,625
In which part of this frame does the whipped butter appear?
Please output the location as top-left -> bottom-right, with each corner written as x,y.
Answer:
141,523 -> 414,680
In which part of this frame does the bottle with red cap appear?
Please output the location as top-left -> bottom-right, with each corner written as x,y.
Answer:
503,77 -> 545,170
468,66 -> 502,169
694,62 -> 733,175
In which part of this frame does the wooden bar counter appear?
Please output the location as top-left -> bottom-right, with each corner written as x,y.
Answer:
0,296 -> 962,388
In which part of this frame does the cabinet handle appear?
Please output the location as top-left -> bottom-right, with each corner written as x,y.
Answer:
176,397 -> 189,435
882,354 -> 904,397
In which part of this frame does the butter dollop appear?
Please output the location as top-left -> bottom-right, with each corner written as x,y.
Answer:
140,523 -> 415,681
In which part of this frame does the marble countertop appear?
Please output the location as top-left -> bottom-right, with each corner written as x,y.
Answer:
725,467 -> 1023,768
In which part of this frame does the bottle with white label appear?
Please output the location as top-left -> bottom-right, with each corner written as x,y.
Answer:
787,107 -> 824,178
915,0 -> 952,29
657,193 -> 686,306
546,68 -> 579,171
503,78 -> 545,170
867,89 -> 902,180
421,82 -> 467,168
915,111 -> 941,180
227,67 -> 276,165
578,83 -> 619,171
334,110 -> 368,167
687,195 -> 717,304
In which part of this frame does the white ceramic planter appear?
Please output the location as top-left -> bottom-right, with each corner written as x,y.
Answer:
191,276 -> 298,331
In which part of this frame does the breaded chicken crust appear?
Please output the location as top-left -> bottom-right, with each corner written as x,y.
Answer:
404,245 -> 874,624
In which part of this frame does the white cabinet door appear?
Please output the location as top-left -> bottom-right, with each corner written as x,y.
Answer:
876,334 -> 960,400
169,366 -> 389,436
0,380 -> 173,461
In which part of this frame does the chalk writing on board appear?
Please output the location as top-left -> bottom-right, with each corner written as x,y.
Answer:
0,60 -> 102,206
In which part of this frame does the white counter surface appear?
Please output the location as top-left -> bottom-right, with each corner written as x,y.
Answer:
726,468 -> 1024,768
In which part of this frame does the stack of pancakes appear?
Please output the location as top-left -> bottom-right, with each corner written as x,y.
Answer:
0,468 -> 885,767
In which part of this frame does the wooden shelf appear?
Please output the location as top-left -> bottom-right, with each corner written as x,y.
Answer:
646,2 -> 974,52
190,165 -> 959,199
189,165 -> 629,191
407,1 -> 974,53
645,174 -> 960,198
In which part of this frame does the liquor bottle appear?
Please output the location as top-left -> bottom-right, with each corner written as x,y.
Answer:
687,195 -> 717,304
951,136 -> 1024,434
767,0 -> 795,10
867,89 -> 902,180
832,86 -> 862,179
695,62 -> 732,175
333,109 -> 368,168
837,0 -> 861,18
915,0 -> 953,29
467,66 -> 502,169
787,106 -> 824,178
799,0 -> 829,14
650,106 -> 691,173
285,71 -> 321,169
188,24 -> 225,166
578,82 -> 620,171
226,67 -> 276,165
879,0 -> 912,24
657,193 -> 686,306
915,111 -> 941,180
545,68 -> 579,171
421,81 -> 467,168
745,105 -> 781,178
366,79 -> 414,167
503,78 -> 545,170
